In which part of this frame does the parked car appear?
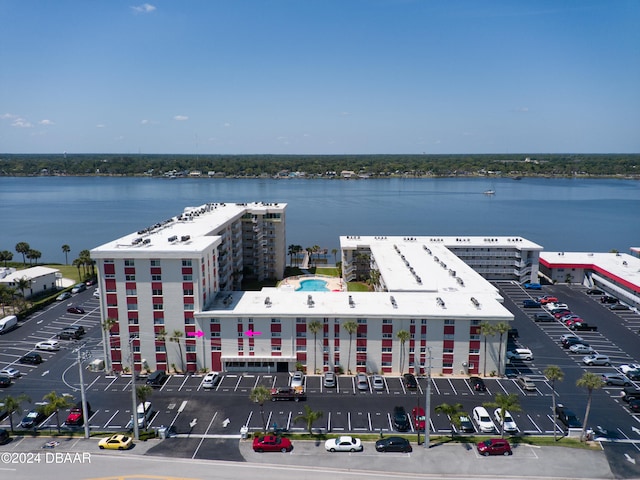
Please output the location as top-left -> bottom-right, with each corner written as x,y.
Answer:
65,401 -> 91,426
458,415 -> 475,433
0,376 -> 11,387
252,434 -> 293,453
562,337 -> 588,349
622,386 -> 640,402
20,409 -> 46,429
392,406 -> 410,432
629,398 -> 640,413
477,438 -> 512,456
570,322 -> 598,332
537,295 -> 558,304
523,299 -> 541,308
472,406 -> 495,433
569,344 -> 595,354
35,340 -> 60,351
85,278 -> 97,286
356,373 -> 369,391
93,289 -> 100,298
67,306 -> 86,314
98,434 -> 133,450
493,409 -> 518,433
523,283 -> 542,290
533,312 -> 554,322
71,283 -> 86,294
56,292 -> 71,301
324,436 -> 363,452
0,367 -> 21,378
412,407 -> 426,431
57,328 -> 82,340
583,354 -> 611,366
602,373 -> 631,386
469,376 -> 486,392
610,303 -> 630,311
323,371 -> 336,388
65,325 -> 86,336
516,375 -> 536,391
375,436 -> 412,453
19,352 -> 43,364
586,288 -> 604,295
619,364 -> 640,374
546,303 -> 569,311
506,348 -> 533,361
555,404 -> 581,428
372,375 -> 385,391
403,373 -> 418,389
290,371 -> 304,388
202,371 -> 220,389
0,428 -> 10,445
600,295 -> 618,304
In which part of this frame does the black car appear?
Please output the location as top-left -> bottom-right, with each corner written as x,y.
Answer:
392,406 -> 410,432
20,410 -> 46,429
523,299 -> 541,308
561,337 -> 588,349
622,386 -> 640,402
375,436 -> 412,453
66,325 -> 86,336
586,288 -> 604,295
555,404 -> 581,429
0,376 -> 11,388
600,295 -> 618,304
403,373 -> 418,389
629,398 -> 640,413
534,312 -> 554,322
67,306 -> 86,314
469,376 -> 486,392
0,428 -> 10,445
19,353 -> 43,365
57,328 -> 81,340
458,415 -> 475,433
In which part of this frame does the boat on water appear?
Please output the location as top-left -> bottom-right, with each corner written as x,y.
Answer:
483,189 -> 495,195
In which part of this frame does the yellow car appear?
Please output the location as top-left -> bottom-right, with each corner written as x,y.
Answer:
98,434 -> 134,450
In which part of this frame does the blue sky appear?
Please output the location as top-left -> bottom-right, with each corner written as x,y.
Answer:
1,0 -> 639,154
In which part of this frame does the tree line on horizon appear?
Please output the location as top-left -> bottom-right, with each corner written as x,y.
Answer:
0,153 -> 638,178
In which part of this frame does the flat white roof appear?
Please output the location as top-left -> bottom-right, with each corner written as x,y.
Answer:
0,266 -> 59,282
198,289 -> 512,320
91,202 -> 286,257
540,251 -> 640,292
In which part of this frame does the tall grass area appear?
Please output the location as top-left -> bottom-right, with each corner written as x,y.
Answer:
45,264 -> 81,283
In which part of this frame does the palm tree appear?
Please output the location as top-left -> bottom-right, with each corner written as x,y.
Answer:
480,322 -> 496,376
287,244 -> 296,266
0,284 -> 15,316
544,365 -> 564,441
26,249 -> 41,266
16,276 -> 31,299
169,330 -> 185,372
294,405 -> 323,434
62,244 -> 71,265
0,393 -> 31,432
101,317 -> 118,374
343,320 -> 358,374
396,329 -> 410,375
79,249 -> 94,277
0,250 -> 13,267
435,402 -> 463,438
249,385 -> 272,432
484,393 -> 521,438
494,322 -> 510,376
72,257 -> 83,279
15,242 -> 30,265
136,385 -> 154,429
331,248 -> 338,265
42,391 -> 74,433
308,320 -> 322,374
576,371 -> 604,441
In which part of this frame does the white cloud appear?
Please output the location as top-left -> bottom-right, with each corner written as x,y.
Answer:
131,3 -> 156,13
339,111 -> 351,116
514,107 -> 530,113
1,113 -> 18,120
39,119 -> 55,126
223,122 -> 231,127
174,115 -> 189,121
96,124 -> 106,128
12,118 -> 32,128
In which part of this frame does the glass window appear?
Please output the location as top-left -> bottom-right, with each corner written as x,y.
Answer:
150,260 -> 161,267
151,275 -> 162,281
182,259 -> 192,267
153,304 -> 163,310
183,275 -> 193,281
124,259 -> 135,266
125,275 -> 136,281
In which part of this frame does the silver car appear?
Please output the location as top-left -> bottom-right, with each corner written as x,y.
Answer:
601,373 -> 631,386
372,375 -> 385,390
356,373 -> 369,391
583,354 -> 611,366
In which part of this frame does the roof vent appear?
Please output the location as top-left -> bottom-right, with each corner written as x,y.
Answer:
436,297 -> 445,308
307,295 -> 314,308
470,297 -> 480,308
348,295 -> 355,308
168,235 -> 178,242
265,297 -> 272,307
390,296 -> 397,308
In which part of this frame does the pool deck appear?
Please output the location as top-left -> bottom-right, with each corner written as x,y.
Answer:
279,274 -> 344,292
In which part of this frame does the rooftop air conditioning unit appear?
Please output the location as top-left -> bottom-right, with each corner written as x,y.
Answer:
181,235 -> 191,242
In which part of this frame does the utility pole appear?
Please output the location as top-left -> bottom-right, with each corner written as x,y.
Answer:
75,346 -> 91,439
424,346 -> 432,449
130,336 -> 139,441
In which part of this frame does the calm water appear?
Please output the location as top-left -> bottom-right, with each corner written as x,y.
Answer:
0,176 -> 638,264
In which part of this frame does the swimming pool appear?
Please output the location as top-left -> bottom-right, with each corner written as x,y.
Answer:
295,279 -> 329,292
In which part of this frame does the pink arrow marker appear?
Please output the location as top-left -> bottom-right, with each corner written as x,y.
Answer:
187,331 -> 204,337
244,329 -> 262,337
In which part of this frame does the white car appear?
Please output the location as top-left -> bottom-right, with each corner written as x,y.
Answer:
36,340 -> 60,351
619,364 -> 640,374
372,375 -> 385,390
569,344 -> 595,354
290,371 -> 304,388
202,371 -> 220,389
93,289 -> 100,298
546,303 -> 568,311
0,367 -> 21,378
494,409 -> 518,433
324,436 -> 363,452
472,406 -> 495,433
506,348 -> 533,361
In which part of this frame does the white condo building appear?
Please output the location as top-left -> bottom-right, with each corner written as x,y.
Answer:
91,202 -> 543,376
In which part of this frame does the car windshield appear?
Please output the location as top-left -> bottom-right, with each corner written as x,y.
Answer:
481,440 -> 492,447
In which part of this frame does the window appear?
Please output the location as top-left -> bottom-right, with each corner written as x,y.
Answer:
150,260 -> 161,267
183,275 -> 193,281
410,319 -> 415,324
186,345 -> 196,353
381,361 -> 392,367
125,275 -> 136,281
182,259 -> 192,267
104,259 -> 114,264
271,318 -> 280,323
124,259 -> 135,266
212,345 -> 221,351
153,304 -> 163,310
183,289 -> 193,296
210,318 -> 220,324
296,345 -> 306,352
238,331 -> 244,338
470,334 -> 480,341
443,334 -> 454,340
271,345 -> 282,352
469,348 -> 480,354
443,362 -> 453,368
382,333 -> 392,339
152,289 -> 162,296
356,346 -> 366,352
105,274 -> 115,279
272,332 -> 281,338
382,347 -> 392,353
296,331 -> 306,338
444,347 -> 453,353
211,332 -> 221,337
184,303 -> 194,310
127,303 -> 138,311
357,332 -> 367,338
357,318 -> 367,324
382,319 -> 392,324
184,317 -> 195,325
155,345 -> 166,352
444,319 -> 455,325
471,320 -> 480,325
126,288 -> 137,296
128,318 -> 138,325
132,345 -> 140,353
151,275 -> 162,281
296,317 -> 306,323
153,318 -> 164,325
421,319 -> 427,324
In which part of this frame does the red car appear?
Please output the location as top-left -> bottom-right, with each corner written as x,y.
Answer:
477,438 -> 512,456
67,306 -> 86,314
564,318 -> 583,327
412,407 -> 426,431
252,435 -> 293,453
553,310 -> 572,319
538,296 -> 558,305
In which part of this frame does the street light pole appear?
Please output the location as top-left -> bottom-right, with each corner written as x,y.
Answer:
424,346 -> 432,449
75,346 -> 91,439
130,336 -> 139,441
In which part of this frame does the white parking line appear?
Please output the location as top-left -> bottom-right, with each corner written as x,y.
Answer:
192,412 -> 218,459
430,378 -> 441,395
526,414 -> 542,433
448,378 -> 458,395
103,409 -> 119,428
103,375 -> 119,391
